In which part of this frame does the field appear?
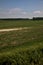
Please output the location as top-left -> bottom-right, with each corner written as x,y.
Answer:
0,20 -> 43,29
0,20 -> 43,65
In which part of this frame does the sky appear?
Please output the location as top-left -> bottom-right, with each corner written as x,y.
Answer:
0,0 -> 43,18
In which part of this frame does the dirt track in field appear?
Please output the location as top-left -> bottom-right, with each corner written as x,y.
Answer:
0,27 -> 32,32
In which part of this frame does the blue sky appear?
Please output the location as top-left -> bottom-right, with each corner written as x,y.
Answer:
0,0 -> 43,18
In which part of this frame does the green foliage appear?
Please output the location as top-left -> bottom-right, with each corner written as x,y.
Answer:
0,47 -> 43,65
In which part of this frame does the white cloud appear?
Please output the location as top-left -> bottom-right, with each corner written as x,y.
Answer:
0,8 -> 43,18
33,11 -> 42,14
9,8 -> 21,14
22,12 -> 27,15
9,8 -> 27,15
33,10 -> 43,17
0,8 -> 28,18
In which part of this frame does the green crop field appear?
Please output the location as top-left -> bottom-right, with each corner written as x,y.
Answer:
0,20 -> 43,65
0,20 -> 43,29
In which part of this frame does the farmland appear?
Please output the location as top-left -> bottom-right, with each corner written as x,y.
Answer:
0,19 -> 43,29
0,19 -> 43,65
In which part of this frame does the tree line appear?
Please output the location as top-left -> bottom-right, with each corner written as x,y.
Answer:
0,17 -> 43,20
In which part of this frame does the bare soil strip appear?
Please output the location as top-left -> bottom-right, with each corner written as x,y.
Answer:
0,27 -> 32,32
